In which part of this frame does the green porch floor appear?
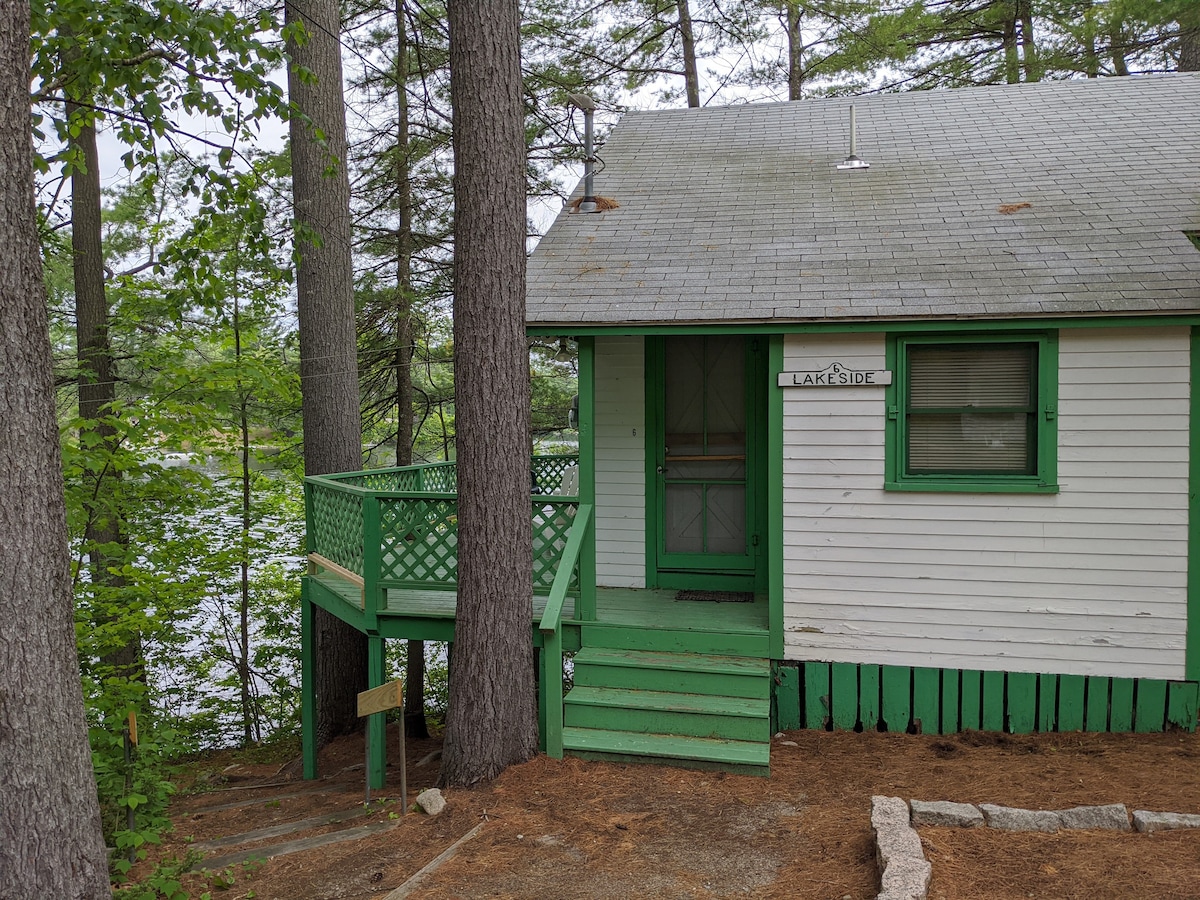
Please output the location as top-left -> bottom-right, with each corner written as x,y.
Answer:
307,573 -> 767,641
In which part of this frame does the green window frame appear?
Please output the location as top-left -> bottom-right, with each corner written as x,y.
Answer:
884,332 -> 1059,493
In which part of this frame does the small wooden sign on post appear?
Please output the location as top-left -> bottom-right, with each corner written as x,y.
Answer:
357,679 -> 406,812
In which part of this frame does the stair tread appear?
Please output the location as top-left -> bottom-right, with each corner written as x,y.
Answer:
565,685 -> 769,718
561,727 -> 770,766
573,646 -> 770,676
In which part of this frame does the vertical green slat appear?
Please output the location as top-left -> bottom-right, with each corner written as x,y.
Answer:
366,635 -> 387,791
774,665 -> 801,731
1109,678 -> 1135,732
911,668 -> 940,735
536,649 -> 547,752
1085,677 -> 1111,732
1167,681 -> 1200,731
804,662 -> 830,729
881,666 -> 911,733
577,336 -> 597,620
301,582 -> 317,780
1058,674 -> 1085,731
859,665 -> 880,731
831,664 -> 858,731
1006,672 -> 1037,734
1037,674 -> 1057,732
1134,679 -> 1168,733
643,337 -> 661,591
362,495 -> 382,630
767,335 -> 785,660
1187,327 -> 1200,682
543,630 -> 564,757
960,670 -> 982,730
940,669 -> 959,734
982,671 -> 1005,732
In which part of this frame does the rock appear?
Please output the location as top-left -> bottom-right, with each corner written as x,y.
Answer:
1132,810 -> 1200,833
415,787 -> 446,816
872,797 -> 931,900
1055,804 -> 1130,831
909,799 -> 983,828
781,740 -> 798,747
979,804 -> 1061,832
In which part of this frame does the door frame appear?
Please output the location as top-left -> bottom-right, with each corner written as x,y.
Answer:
644,335 -> 768,592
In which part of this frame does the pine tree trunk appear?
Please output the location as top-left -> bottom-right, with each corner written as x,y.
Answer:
677,0 -> 701,107
1018,0 -> 1039,82
1180,6 -> 1200,72
440,0 -> 538,786
394,0 -> 428,741
784,1 -> 803,101
287,0 -> 370,747
0,0 -> 111,891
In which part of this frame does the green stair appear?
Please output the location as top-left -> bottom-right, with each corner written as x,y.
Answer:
563,643 -> 772,773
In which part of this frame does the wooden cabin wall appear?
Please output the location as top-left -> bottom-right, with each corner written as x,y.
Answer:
594,335 -> 647,588
781,326 -> 1190,681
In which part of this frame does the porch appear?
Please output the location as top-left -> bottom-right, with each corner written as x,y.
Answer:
302,456 -> 773,784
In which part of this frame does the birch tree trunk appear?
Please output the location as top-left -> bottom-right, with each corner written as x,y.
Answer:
0,0 -> 110,892
440,0 -> 538,786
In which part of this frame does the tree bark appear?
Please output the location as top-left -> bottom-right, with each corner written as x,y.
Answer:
0,0 -> 111,892
65,56 -> 139,679
1017,0 -> 1039,82
286,0 -> 369,747
677,0 -> 701,107
394,0 -> 429,741
440,0 -> 538,786
1180,5 -> 1200,72
784,1 -> 803,101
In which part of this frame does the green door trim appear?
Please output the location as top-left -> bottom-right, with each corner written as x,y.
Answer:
645,336 -> 767,591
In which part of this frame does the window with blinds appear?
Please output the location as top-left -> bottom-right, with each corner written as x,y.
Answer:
906,344 -> 1036,475
885,333 -> 1059,493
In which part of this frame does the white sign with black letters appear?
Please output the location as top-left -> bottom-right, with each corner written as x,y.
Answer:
777,361 -> 892,388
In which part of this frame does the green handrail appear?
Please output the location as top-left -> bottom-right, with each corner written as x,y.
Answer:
538,504 -> 591,759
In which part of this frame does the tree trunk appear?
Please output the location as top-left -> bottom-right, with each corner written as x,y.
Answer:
1180,5 -> 1200,72
0,0 -> 111,891
1018,0 -> 1039,82
66,67 -> 139,680
394,0 -> 429,741
441,0 -> 538,786
784,1 -> 803,101
286,0 -> 370,747
677,0 -> 701,107
1001,1 -> 1020,83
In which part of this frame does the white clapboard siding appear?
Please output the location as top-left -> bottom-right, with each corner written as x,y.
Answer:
594,336 -> 646,588
781,327 -> 1190,681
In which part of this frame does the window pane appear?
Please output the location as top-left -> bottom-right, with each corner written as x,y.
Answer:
909,412 -> 1033,473
705,484 -> 745,554
909,345 -> 1033,409
664,483 -> 703,553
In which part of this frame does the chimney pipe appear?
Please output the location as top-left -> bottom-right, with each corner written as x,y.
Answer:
568,94 -> 600,212
837,104 -> 870,170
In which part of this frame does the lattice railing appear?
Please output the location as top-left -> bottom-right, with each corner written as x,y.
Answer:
305,455 -> 580,602
307,481 -> 365,577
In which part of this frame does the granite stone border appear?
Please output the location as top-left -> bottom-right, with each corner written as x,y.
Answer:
870,799 -> 1200,900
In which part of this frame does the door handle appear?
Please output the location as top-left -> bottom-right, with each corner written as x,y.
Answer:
656,465 -> 666,474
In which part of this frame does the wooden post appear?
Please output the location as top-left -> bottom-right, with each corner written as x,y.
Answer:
365,637 -> 387,792
301,584 -> 317,780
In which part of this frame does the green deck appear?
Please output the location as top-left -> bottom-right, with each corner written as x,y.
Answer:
302,457 -> 773,781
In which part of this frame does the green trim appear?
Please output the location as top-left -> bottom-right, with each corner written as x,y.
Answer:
644,338 -> 662,590
767,335 -> 785,660
774,662 -> 1199,734
885,331 -> 1059,494
773,665 -> 801,730
529,314 -> 1200,338
1189,327 -> 1200,682
578,337 -> 597,621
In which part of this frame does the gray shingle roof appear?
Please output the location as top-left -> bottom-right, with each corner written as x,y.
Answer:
527,75 -> 1200,327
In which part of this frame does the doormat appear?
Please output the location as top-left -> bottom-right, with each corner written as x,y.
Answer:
675,590 -> 754,603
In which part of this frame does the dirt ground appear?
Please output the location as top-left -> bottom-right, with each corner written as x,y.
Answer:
159,727 -> 1200,900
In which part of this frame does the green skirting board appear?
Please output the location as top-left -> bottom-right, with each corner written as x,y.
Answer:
774,662 -> 1198,735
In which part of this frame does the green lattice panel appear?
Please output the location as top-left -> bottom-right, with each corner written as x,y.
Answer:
308,484 -> 365,576
377,497 -> 459,586
533,501 -> 579,592
419,463 -> 458,493
532,455 -> 579,495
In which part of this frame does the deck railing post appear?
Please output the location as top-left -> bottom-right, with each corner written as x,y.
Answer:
362,495 -> 382,630
300,582 -> 317,779
578,337 -> 597,621
543,629 -> 564,758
